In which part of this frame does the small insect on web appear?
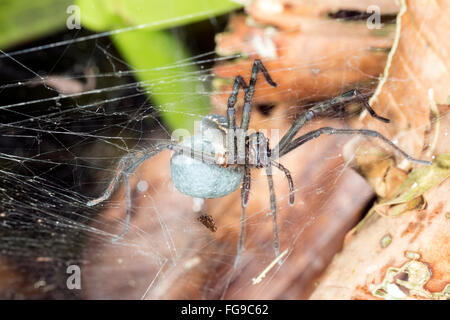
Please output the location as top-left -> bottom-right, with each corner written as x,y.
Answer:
86,59 -> 431,268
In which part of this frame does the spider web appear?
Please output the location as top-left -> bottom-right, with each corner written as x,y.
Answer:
0,5 -> 435,300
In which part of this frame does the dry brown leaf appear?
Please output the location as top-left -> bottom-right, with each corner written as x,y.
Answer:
353,1 -> 450,160
0,259 -> 40,299
82,118 -> 374,299
247,0 -> 399,29
82,0 -> 449,300
310,178 -> 450,300
213,0 -> 396,108
311,0 -> 450,300
82,0 -> 392,299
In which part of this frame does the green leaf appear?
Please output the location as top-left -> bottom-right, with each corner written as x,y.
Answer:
76,0 -> 242,131
76,0 -> 241,31
112,29 -> 210,131
0,0 -> 73,49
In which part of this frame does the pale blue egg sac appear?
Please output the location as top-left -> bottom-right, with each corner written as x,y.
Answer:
170,115 -> 244,198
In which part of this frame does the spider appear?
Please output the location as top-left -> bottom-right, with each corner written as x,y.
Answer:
87,59 -> 430,267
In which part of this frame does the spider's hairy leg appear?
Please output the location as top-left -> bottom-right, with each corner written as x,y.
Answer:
271,161 -> 295,206
86,143 -> 172,241
112,174 -> 131,242
242,165 -> 251,207
280,127 -> 432,165
227,75 -> 248,115
87,144 -> 170,206
266,163 -> 281,263
234,165 -> 251,268
240,59 -> 277,132
275,89 -> 391,155
86,158 -> 127,207
227,75 -> 248,164
343,89 -> 390,123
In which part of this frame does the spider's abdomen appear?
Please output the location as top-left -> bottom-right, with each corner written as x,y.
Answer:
170,115 -> 244,199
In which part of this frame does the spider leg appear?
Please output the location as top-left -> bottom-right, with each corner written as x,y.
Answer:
86,158 -> 127,207
111,174 -> 131,242
227,75 -> 248,164
274,89 -> 390,156
240,59 -> 277,132
271,161 -> 295,206
265,163 -> 281,263
347,89 -> 389,123
242,165 -> 251,207
279,127 -> 432,165
234,164 -> 251,268
86,143 -> 172,242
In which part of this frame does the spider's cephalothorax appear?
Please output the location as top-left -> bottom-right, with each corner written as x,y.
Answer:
246,132 -> 271,169
87,59 -> 431,268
